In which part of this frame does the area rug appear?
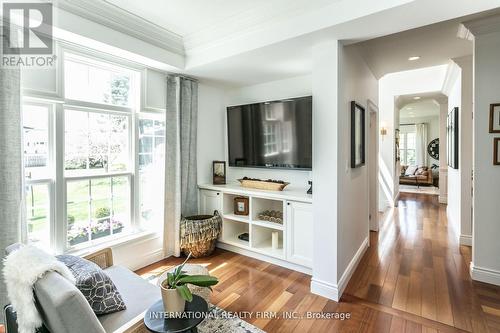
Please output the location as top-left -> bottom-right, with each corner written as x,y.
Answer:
400,185 -> 439,195
145,274 -> 265,333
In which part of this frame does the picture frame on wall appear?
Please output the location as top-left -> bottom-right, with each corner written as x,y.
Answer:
212,161 -> 226,185
447,107 -> 459,169
494,138 -> 500,166
490,103 -> 500,133
351,101 -> 366,168
395,129 -> 401,163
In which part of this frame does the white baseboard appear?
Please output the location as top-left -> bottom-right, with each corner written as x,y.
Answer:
470,263 -> 500,286
460,234 -> 472,246
311,278 -> 339,301
439,195 -> 448,204
311,237 -> 369,302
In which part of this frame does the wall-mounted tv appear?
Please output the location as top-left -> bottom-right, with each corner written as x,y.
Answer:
227,96 -> 312,170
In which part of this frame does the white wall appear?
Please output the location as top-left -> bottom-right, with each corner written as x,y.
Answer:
378,65 -> 448,210
222,75 -> 313,191
337,44 -> 378,281
310,41 -> 378,301
469,22 -> 500,286
197,83 -> 226,185
447,70 -> 462,236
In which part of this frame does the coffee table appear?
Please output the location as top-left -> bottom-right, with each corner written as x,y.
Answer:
144,295 -> 209,333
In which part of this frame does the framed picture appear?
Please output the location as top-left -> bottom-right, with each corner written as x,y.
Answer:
447,107 -> 459,169
395,129 -> 401,163
212,161 -> 226,185
234,197 -> 249,216
351,101 -> 366,168
490,103 -> 500,133
494,138 -> 500,166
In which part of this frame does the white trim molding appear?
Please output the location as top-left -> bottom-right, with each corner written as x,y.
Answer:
311,237 -> 368,301
460,234 -> 472,246
56,0 -> 184,56
470,263 -> 500,286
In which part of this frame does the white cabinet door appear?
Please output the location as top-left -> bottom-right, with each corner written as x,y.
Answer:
199,189 -> 222,215
286,201 -> 313,268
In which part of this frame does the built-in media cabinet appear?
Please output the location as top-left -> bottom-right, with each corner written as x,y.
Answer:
198,183 -> 313,274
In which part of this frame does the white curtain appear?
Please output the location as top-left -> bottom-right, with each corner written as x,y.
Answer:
163,75 -> 198,257
0,61 -> 26,320
416,123 -> 428,166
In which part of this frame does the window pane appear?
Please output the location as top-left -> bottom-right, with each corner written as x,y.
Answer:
65,110 -> 130,176
139,118 -> 165,225
67,180 -> 91,246
23,104 -> 50,180
26,184 -> 50,247
64,55 -> 135,107
67,177 -> 130,247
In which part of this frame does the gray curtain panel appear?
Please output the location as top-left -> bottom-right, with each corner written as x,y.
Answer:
0,65 -> 25,321
164,75 -> 198,257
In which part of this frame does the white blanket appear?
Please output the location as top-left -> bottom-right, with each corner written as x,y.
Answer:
3,245 -> 75,333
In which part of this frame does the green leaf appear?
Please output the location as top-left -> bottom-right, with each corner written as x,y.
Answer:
176,285 -> 193,302
177,275 -> 219,287
167,272 -> 175,287
174,253 -> 192,278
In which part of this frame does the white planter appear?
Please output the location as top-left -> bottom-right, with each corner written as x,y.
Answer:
160,284 -> 186,315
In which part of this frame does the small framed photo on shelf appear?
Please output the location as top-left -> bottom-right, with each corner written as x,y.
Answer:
490,104 -> 500,133
212,161 -> 226,185
234,197 -> 249,216
494,138 -> 500,166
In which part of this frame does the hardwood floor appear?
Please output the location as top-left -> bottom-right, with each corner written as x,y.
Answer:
137,193 -> 500,332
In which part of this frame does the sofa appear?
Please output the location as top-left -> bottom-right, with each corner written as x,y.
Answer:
4,245 -> 159,333
400,165 -> 433,186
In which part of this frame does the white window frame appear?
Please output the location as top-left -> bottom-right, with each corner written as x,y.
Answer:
22,45 -> 167,253
400,125 -> 417,166
22,100 -> 56,248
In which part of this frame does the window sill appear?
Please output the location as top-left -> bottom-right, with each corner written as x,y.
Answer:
66,230 -> 161,257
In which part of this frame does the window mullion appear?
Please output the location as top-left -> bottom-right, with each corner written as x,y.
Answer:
54,103 -> 66,254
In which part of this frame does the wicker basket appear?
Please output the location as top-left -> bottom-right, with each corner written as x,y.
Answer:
238,179 -> 290,191
180,211 -> 222,258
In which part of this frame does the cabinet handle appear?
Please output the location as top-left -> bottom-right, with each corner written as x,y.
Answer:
217,193 -> 220,196
287,202 -> 290,206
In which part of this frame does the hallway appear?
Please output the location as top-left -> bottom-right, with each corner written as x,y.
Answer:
345,193 -> 500,332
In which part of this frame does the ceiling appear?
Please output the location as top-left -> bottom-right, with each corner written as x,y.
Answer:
103,0 -> 337,38
355,19 -> 473,79
400,99 -> 441,120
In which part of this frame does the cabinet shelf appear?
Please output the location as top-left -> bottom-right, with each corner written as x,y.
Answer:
252,219 -> 284,230
222,213 -> 250,224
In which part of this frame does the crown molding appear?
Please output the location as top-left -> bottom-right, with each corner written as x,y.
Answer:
463,14 -> 500,37
442,61 -> 461,97
55,0 -> 185,56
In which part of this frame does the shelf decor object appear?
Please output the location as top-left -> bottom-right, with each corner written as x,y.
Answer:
351,101 -> 366,168
238,177 -> 289,191
258,210 -> 283,224
490,103 -> 500,133
494,138 -> 500,166
271,231 -> 279,250
233,197 -> 249,216
212,161 -> 226,185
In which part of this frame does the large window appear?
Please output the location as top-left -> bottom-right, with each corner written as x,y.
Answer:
400,126 -> 416,165
22,50 -> 165,251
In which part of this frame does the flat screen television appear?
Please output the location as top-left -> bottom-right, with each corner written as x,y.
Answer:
227,96 -> 312,170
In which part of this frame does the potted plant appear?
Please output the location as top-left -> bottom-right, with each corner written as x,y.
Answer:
160,253 -> 218,315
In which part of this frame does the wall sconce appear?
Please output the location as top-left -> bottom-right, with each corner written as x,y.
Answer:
380,127 -> 387,140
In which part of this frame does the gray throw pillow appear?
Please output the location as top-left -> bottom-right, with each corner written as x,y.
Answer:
57,255 -> 126,315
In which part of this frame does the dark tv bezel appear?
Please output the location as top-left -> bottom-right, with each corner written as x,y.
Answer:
226,96 -> 312,171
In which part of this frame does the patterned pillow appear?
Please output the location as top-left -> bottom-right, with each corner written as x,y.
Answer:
57,255 -> 126,315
